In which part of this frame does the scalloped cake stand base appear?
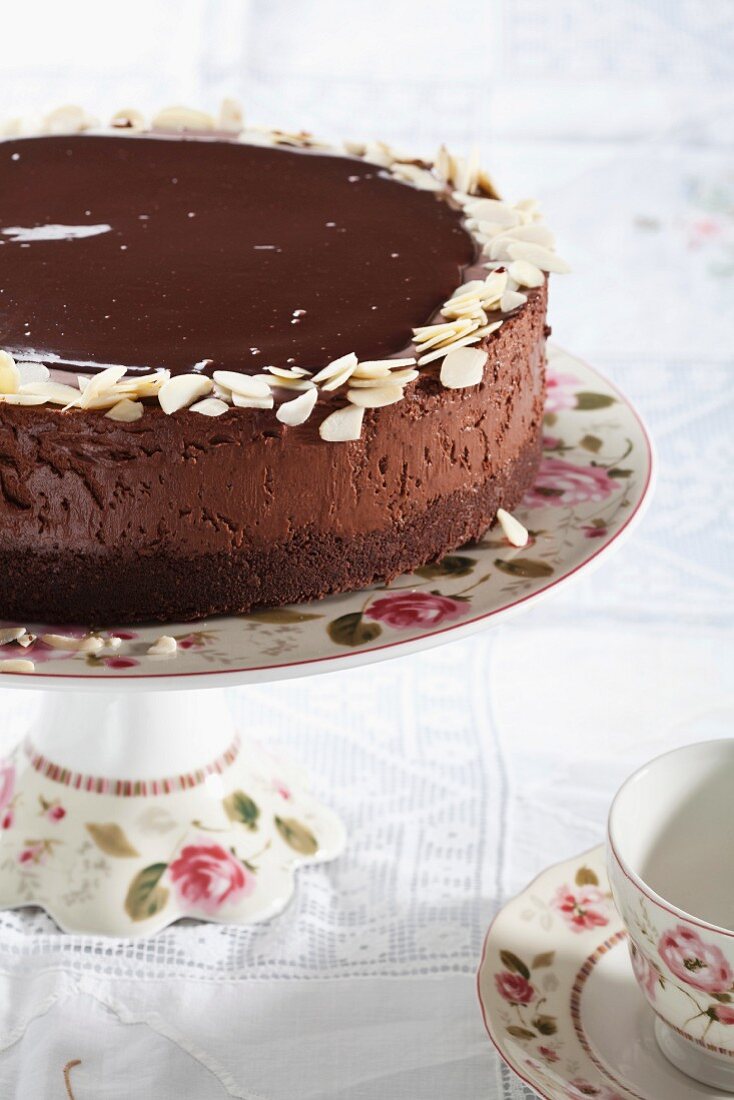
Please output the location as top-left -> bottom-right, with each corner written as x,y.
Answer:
0,690 -> 346,936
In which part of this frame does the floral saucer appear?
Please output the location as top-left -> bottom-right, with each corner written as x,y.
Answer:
478,846 -> 732,1099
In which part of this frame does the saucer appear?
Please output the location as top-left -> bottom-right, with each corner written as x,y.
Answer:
478,845 -> 730,1099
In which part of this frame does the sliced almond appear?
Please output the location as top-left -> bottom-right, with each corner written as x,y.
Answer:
311,352 -> 358,385
43,104 -> 95,134
275,387 -> 318,426
347,385 -> 404,409
232,392 -> 274,410
496,508 -> 529,548
218,97 -> 244,134
500,290 -> 528,312
211,370 -> 271,400
508,260 -> 545,289
464,199 -> 520,227
391,164 -> 443,192
105,399 -> 144,422
440,347 -> 488,389
20,380 -> 80,404
0,393 -> 48,406
110,108 -> 146,131
0,351 -> 20,395
152,105 -> 215,132
190,397 -> 229,417
0,658 -> 34,674
319,404 -> 365,442
77,365 -> 128,409
16,361 -> 50,385
507,242 -> 570,274
0,627 -> 26,645
159,374 -> 213,414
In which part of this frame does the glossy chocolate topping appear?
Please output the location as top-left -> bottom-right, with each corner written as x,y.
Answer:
0,134 -> 475,376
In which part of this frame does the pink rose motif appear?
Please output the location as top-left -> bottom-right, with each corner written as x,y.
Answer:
568,1081 -> 623,1100
18,843 -> 45,866
582,524 -> 608,540
1,809 -> 13,830
169,840 -> 254,915
109,630 -> 138,641
494,970 -> 536,1006
524,457 -> 619,509
0,765 -> 15,815
365,591 -> 466,629
538,1046 -> 559,1063
177,633 -> 205,651
545,371 -> 578,414
46,805 -> 66,823
552,884 -> 610,933
103,657 -> 139,670
711,1004 -> 734,1025
273,781 -> 292,801
658,925 -> 733,994
629,942 -> 659,1002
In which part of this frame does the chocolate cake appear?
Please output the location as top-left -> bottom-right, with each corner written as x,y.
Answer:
0,104 -> 568,625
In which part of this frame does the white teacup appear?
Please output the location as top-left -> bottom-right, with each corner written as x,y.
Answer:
608,740 -> 734,1091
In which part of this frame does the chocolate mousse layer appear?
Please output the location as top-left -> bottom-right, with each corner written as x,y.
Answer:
0,132 -> 546,625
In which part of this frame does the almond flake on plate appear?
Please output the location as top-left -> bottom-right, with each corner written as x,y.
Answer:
0,658 -> 34,674
496,507 -> 529,547
105,399 -> 144,422
147,635 -> 178,657
159,374 -> 213,414
319,404 -> 365,442
110,107 -> 146,131
218,97 -> 244,134
190,397 -> 229,417
0,627 -> 26,645
440,347 -> 488,389
276,387 -> 319,426
508,260 -> 545,289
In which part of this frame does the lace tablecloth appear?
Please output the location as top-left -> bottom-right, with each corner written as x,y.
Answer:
0,2 -> 732,1096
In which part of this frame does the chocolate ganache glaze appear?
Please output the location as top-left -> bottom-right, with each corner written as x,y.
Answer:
0,131 -> 547,626
0,134 -> 474,376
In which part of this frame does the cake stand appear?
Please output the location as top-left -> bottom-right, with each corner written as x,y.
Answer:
0,347 -> 654,937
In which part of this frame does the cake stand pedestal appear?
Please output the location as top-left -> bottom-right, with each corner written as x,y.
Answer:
0,688 -> 345,936
0,347 -> 654,938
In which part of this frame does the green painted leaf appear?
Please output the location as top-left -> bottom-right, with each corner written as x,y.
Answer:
85,822 -> 140,858
532,951 -> 556,969
327,612 -> 381,647
274,816 -> 319,856
247,608 -> 322,624
494,557 -> 554,579
543,412 -> 558,427
506,1026 -> 535,1041
415,555 -> 476,579
532,1014 -> 558,1036
499,950 -> 530,980
579,434 -> 603,453
124,863 -> 169,922
608,467 -> 633,478
575,866 -> 599,887
223,790 -> 260,830
575,391 -> 615,411
713,992 -> 733,1003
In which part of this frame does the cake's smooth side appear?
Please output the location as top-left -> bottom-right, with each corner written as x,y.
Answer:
0,287 -> 547,625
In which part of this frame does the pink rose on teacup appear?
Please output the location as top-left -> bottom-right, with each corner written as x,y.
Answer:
365,592 -> 466,629
658,925 -> 733,994
494,970 -> 536,1006
0,765 -> 15,816
552,883 -> 610,933
710,1005 -> 734,1025
524,457 -> 619,509
169,840 -> 253,915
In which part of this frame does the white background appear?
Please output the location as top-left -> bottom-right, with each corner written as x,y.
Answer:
0,2 -> 733,1097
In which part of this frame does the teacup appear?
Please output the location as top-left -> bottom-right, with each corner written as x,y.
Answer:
608,739 -> 734,1091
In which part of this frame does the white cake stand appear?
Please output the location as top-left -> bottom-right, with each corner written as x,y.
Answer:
0,347 -> 653,937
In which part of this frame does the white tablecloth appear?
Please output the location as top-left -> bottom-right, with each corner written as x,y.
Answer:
0,2 -> 732,1096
